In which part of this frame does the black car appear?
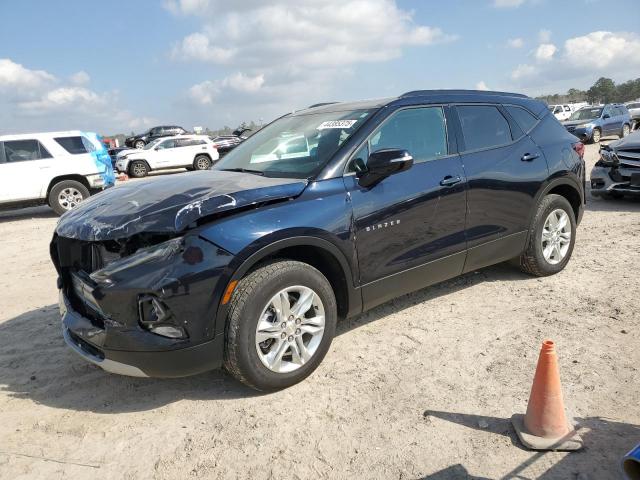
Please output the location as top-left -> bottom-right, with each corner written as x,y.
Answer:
210,127 -> 252,156
51,90 -> 585,391
107,147 -> 129,168
591,130 -> 640,198
125,126 -> 187,149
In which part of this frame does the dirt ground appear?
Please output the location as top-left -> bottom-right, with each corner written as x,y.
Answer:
0,141 -> 638,480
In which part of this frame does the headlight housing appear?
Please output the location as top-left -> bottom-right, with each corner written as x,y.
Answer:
90,237 -> 183,285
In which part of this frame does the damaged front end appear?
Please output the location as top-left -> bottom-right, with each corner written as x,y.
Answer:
52,232 -> 234,377
50,170 -> 308,377
590,134 -> 640,198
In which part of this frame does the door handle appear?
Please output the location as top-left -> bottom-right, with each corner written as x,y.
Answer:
440,175 -> 462,187
521,153 -> 540,162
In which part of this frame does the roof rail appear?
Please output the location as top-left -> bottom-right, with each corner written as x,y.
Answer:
308,102 -> 339,108
400,89 -> 528,99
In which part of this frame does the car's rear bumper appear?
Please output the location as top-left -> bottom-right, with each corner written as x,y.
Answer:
60,291 -> 225,378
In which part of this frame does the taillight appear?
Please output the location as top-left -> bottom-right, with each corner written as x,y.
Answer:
572,142 -> 585,159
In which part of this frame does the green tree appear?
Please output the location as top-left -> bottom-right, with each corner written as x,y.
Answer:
587,77 -> 616,104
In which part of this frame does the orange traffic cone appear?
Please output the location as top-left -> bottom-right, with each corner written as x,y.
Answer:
511,340 -> 583,450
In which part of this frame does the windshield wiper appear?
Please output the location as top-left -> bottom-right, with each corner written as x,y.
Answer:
220,167 -> 265,176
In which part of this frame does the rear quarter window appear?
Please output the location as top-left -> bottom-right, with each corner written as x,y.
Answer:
505,105 -> 539,133
55,136 -> 96,154
3,139 -> 53,162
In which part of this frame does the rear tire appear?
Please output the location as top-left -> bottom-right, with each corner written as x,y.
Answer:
129,160 -> 149,178
49,180 -> 90,216
193,155 -> 212,171
224,260 -> 337,391
518,194 -> 576,277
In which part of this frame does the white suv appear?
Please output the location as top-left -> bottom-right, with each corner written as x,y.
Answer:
0,131 -> 115,215
115,135 -> 219,177
549,104 -> 573,121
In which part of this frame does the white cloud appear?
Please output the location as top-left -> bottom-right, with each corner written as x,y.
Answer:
0,58 -> 55,92
18,87 -> 108,114
172,0 -> 457,115
475,81 -> 490,90
511,31 -> 640,86
171,1 -> 456,69
70,70 -> 90,85
189,72 -> 265,105
534,43 -> 557,61
493,0 -> 525,7
507,38 -> 524,48
538,29 -> 552,43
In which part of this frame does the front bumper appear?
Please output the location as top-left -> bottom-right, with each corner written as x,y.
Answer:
565,126 -> 593,142
52,234 -> 234,377
590,165 -> 640,197
60,291 -> 225,377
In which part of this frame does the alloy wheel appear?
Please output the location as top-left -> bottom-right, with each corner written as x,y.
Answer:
58,188 -> 84,210
541,209 -> 572,265
622,125 -> 630,137
133,163 -> 147,176
255,286 -> 325,373
592,129 -> 601,143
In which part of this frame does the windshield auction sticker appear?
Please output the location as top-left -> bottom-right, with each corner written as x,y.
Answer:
317,120 -> 357,130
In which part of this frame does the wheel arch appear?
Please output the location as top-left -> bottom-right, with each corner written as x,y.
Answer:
46,175 -> 91,200
214,236 -> 361,335
529,177 -> 583,233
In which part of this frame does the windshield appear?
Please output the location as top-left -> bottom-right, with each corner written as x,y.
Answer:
569,107 -> 602,121
214,109 -> 374,178
143,138 -> 163,150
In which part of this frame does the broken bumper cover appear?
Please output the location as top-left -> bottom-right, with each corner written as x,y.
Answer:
60,291 -> 225,377
590,165 -> 640,197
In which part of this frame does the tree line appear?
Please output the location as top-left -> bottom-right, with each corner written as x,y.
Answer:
536,77 -> 640,105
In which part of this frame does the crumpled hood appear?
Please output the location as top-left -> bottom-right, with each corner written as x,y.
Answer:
605,129 -> 640,151
56,170 -> 307,241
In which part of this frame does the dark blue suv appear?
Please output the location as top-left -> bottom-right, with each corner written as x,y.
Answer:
51,90 -> 585,390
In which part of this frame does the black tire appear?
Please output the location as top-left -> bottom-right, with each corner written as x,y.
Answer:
128,160 -> 149,178
193,155 -> 212,171
589,128 -> 601,144
134,140 -> 145,149
224,260 -> 337,391
621,123 -> 630,138
49,180 -> 90,216
518,194 -> 576,277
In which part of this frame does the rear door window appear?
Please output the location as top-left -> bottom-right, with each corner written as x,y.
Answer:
3,139 -> 53,162
457,105 -> 512,151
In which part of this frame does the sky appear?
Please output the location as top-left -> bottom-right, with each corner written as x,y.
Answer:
1,0 -> 639,135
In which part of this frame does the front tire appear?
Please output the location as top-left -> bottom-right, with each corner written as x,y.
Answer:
49,180 -> 90,216
518,194 -> 576,277
621,123 -> 630,138
193,155 -> 212,171
590,128 -> 601,144
129,160 -> 149,178
134,140 -> 145,149
224,260 -> 337,391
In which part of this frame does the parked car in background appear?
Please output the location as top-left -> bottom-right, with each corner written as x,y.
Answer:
115,135 -> 219,177
549,104 -> 573,121
124,126 -> 187,149
562,104 -> 631,143
625,101 -> 640,130
52,90 -> 585,391
591,130 -> 640,199
107,147 -> 129,168
210,127 -> 252,156
0,131 -> 115,215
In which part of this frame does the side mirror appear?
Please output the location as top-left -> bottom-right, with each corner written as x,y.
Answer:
357,148 -> 413,188
603,113 -> 610,119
